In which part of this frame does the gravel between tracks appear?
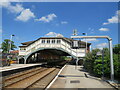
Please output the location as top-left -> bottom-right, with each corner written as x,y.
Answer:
28,68 -> 60,88
3,67 -> 60,89
4,68 -> 47,87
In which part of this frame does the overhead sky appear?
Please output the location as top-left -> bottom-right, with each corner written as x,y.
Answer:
1,1 -> 119,50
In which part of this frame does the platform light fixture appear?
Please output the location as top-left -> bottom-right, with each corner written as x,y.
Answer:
72,29 -> 78,36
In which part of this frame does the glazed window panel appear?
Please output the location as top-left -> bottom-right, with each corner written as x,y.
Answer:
47,40 -> 50,43
57,40 -> 61,43
52,40 -> 55,43
42,40 -> 45,43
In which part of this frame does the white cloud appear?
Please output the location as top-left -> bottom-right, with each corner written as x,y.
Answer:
0,2 -> 24,13
8,4 -> 24,13
103,22 -> 109,25
16,9 -> 35,22
103,10 -> 120,25
35,13 -> 57,23
45,32 -> 64,37
99,28 -> 109,31
107,16 -> 118,23
61,21 -> 68,24
82,38 -> 98,42
56,33 -> 64,37
1,1 -> 35,22
96,43 -> 108,47
96,43 -> 108,49
117,10 -> 120,16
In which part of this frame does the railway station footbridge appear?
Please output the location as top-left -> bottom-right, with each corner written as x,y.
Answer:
18,37 -> 91,64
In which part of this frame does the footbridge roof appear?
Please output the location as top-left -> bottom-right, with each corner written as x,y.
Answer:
20,37 -> 91,46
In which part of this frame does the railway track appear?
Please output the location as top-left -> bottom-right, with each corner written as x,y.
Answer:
28,68 -> 59,89
3,67 -> 60,89
4,67 -> 42,82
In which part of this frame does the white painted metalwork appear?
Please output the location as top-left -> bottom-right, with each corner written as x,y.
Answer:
19,38 -> 86,58
71,35 -> 114,82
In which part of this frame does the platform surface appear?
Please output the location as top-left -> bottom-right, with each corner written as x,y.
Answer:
0,64 -> 41,72
50,65 -> 114,88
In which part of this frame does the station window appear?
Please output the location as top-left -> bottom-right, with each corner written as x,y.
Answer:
57,40 -> 61,43
42,40 -> 45,43
52,40 -> 55,43
47,40 -> 50,43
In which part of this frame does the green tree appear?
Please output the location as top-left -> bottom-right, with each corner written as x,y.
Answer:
113,44 -> 120,54
93,55 -> 110,77
84,46 -> 120,79
1,39 -> 17,53
113,44 -> 120,78
83,48 -> 100,73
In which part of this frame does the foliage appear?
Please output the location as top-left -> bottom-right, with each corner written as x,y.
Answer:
113,44 -> 120,78
113,44 -> 120,54
84,48 -> 100,73
93,61 -> 103,76
93,58 -> 110,77
83,44 -> 120,79
1,39 -> 17,53
113,54 -> 120,78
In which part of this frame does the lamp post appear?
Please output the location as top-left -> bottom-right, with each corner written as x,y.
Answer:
9,34 -> 15,53
7,34 -> 15,66
82,33 -> 87,55
72,29 -> 78,36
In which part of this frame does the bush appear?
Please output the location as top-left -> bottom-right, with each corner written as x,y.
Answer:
84,46 -> 120,79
